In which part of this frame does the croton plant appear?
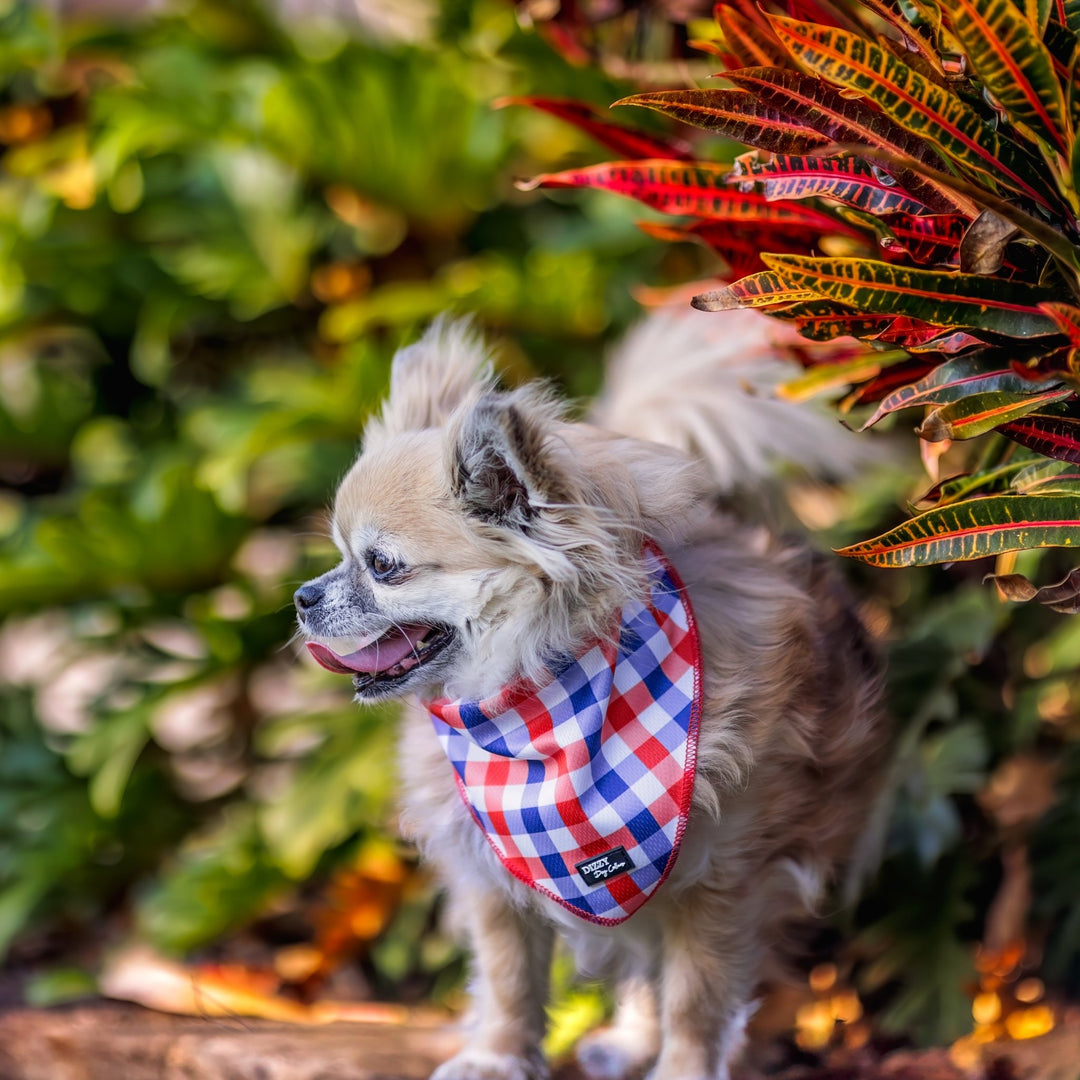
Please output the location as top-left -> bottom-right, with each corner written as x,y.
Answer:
510,0 -> 1080,609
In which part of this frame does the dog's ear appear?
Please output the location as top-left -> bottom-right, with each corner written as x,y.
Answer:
375,316 -> 492,440
451,393 -> 559,528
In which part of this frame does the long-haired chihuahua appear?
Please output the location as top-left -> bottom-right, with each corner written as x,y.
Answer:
295,311 -> 888,1080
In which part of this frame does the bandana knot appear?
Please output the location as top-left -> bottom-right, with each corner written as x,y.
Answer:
425,541 -> 703,924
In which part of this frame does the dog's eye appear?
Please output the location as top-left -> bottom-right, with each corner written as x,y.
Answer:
368,550 -> 398,581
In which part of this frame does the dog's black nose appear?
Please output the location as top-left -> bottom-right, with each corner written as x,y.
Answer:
294,581 -> 324,617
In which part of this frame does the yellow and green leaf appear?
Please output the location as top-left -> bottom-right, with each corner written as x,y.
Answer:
941,0 -> 1070,152
777,350 -> 908,400
1012,457 -> 1080,490
916,386 -> 1074,440
759,254 -> 1064,337
835,493 -> 1080,565
915,461 -> 1035,507
692,270 -> 820,310
861,353 -> 1065,428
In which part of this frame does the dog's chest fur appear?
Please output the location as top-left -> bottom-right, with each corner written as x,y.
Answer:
396,515 -> 885,972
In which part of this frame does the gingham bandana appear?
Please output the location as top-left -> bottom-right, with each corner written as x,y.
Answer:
425,542 -> 702,924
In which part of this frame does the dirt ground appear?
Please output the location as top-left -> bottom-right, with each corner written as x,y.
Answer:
2,1001 -> 1080,1080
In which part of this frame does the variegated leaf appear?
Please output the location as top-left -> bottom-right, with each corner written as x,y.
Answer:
717,5 -> 792,68
860,353 -> 1064,429
942,0 -> 1070,151
767,15 -> 1057,209
518,161 -> 847,232
916,386 -> 1074,441
760,254 -> 1063,337
1002,410 -> 1080,461
728,154 -> 931,215
1040,301 -> 1080,344
915,461 -> 1034,507
723,67 -> 967,212
1012,457 -> 1080,490
616,89 -> 833,156
692,271 -> 821,310
777,349 -> 907,400
835,494 -> 1080,565
493,97 -> 694,160
877,212 -> 970,265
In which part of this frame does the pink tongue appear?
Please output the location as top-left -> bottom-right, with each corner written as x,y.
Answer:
307,625 -> 431,676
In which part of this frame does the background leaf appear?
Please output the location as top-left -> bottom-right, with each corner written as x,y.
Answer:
837,493 -> 1080,564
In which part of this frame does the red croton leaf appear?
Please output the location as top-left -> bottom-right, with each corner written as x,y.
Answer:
716,4 -> 792,68
636,219 -> 818,279
766,15 -> 1056,212
616,88 -> 837,157
1002,411 -> 1080,463
728,153 -> 932,215
784,0 -> 863,31
876,212 -> 970,265
518,160 -> 853,234
493,97 -> 694,160
535,19 -> 594,67
716,0 -> 774,32
769,302 -> 986,352
624,67 -> 965,212
1039,302 -> 1080,346
842,357 -> 941,408
688,38 -> 736,61
872,319 -> 986,353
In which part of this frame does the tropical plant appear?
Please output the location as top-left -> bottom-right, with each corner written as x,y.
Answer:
513,0 -> 1080,604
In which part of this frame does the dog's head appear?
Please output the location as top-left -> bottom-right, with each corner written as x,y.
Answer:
295,318 -> 705,702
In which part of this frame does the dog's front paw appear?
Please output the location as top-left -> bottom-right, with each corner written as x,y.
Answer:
576,1027 -> 655,1080
431,1048 -> 549,1080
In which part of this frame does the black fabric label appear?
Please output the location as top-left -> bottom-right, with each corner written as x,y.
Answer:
575,846 -> 634,887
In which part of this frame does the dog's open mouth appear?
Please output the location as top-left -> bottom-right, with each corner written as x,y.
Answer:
306,624 -> 453,689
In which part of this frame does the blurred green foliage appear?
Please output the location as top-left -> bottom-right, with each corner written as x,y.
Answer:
1,0 -> 1079,1053
0,0 -> 681,1011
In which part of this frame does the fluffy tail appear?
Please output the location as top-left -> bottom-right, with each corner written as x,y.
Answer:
590,308 -> 871,495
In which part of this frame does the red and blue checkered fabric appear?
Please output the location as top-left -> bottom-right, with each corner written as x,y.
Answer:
425,541 -> 702,924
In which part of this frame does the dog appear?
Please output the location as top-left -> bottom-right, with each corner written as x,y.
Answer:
294,311 -> 889,1080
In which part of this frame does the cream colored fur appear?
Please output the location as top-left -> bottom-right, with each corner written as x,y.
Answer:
296,311 -> 889,1080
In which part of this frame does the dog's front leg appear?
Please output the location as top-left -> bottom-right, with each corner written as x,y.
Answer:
576,971 -> 660,1080
648,897 -> 759,1080
433,886 -> 554,1080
